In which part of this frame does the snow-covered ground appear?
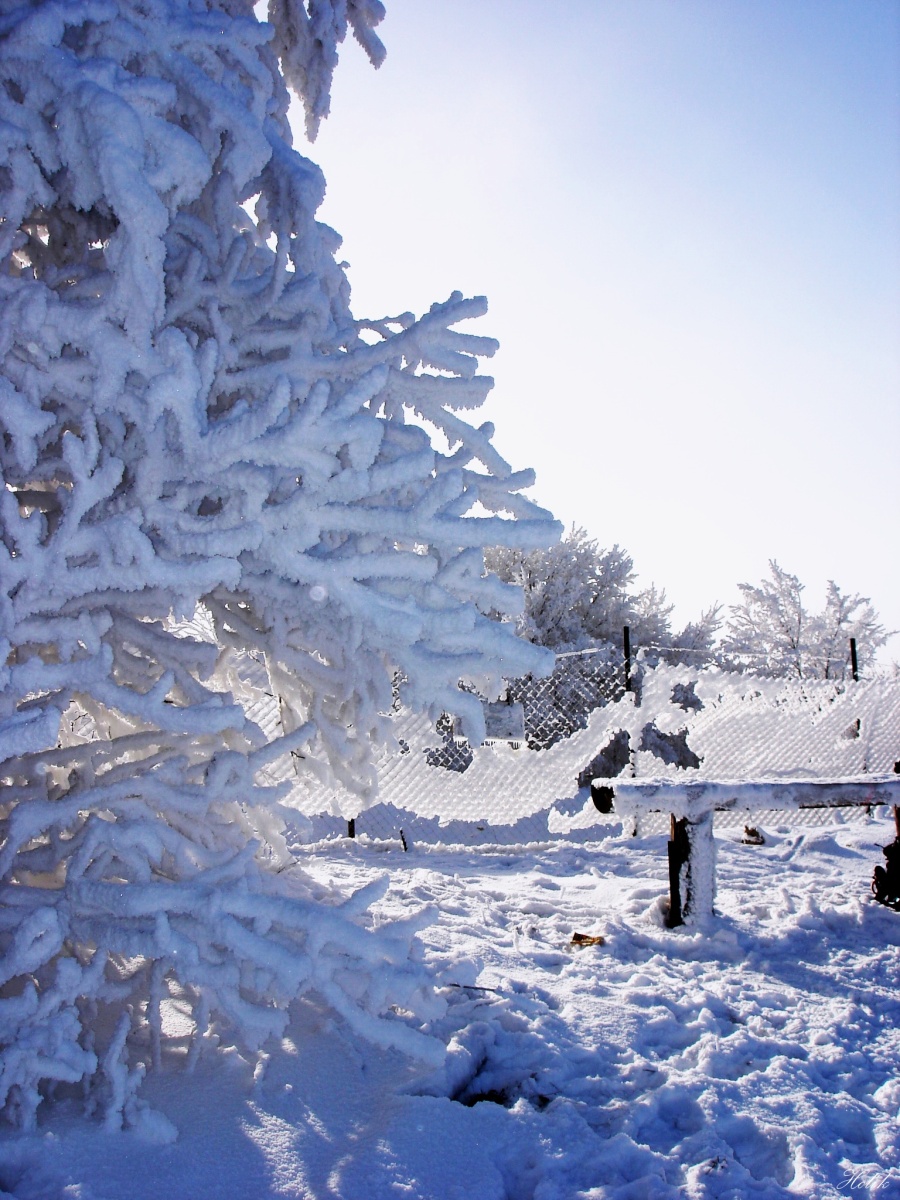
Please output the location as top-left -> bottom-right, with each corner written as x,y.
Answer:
3,811 -> 900,1200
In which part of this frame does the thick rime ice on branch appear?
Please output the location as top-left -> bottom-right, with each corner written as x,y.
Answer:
0,0 -> 558,1127
268,0 -> 388,140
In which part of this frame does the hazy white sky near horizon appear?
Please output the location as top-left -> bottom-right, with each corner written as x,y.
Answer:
293,0 -> 900,660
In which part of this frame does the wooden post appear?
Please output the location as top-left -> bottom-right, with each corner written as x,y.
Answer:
850,637 -> 859,682
666,814 -> 689,927
347,817 -> 356,839
591,783 -> 615,814
623,626 -> 632,693
665,811 -> 716,929
683,811 -> 716,923
893,805 -> 900,840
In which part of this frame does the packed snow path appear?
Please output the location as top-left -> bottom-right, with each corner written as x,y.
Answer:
2,814 -> 900,1199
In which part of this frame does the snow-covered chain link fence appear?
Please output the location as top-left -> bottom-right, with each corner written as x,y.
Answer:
423,647 -> 625,773
509,647 -> 626,750
294,654 -> 900,847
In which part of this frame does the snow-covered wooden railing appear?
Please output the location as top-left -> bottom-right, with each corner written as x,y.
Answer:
610,776 -> 900,929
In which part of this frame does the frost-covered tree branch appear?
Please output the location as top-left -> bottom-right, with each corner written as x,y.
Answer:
268,0 -> 387,139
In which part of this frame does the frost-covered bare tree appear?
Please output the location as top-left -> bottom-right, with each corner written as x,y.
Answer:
808,580 -> 890,680
0,0 -> 557,1129
722,561 -> 890,679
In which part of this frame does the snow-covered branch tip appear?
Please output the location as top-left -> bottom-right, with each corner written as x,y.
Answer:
268,0 -> 387,139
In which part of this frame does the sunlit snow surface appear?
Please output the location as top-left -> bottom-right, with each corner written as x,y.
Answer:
3,814 -> 900,1199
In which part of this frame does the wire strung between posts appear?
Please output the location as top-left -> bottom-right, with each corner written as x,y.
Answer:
556,644 -> 855,664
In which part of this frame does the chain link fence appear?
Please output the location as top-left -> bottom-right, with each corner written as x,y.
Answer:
295,646 -> 900,848
305,786 -> 883,851
423,647 -> 627,772
509,647 -> 626,750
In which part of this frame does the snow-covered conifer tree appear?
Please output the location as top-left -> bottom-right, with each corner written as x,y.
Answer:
0,0 -> 557,1128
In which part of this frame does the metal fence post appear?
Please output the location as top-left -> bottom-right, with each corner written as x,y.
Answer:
850,637 -> 859,682
623,626 -> 632,692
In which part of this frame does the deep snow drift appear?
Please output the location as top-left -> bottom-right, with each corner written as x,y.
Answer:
2,808 -> 899,1199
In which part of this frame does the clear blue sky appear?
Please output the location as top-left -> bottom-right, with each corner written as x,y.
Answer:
296,0 -> 900,661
